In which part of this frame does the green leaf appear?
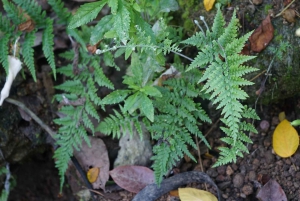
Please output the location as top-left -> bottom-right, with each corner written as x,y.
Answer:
123,92 -> 140,113
140,94 -> 154,122
101,90 -> 131,105
108,0 -> 118,15
159,0 -> 179,12
90,15 -> 113,45
141,86 -> 162,97
22,32 -> 36,81
133,2 -> 141,12
291,119 -> 300,127
68,0 -> 108,29
42,18 -> 56,79
0,35 -> 10,75
113,0 -> 130,44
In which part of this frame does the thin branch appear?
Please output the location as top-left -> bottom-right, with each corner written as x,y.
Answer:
275,0 -> 296,17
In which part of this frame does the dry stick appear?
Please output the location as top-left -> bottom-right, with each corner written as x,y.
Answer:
275,0 -> 296,18
195,135 -> 208,191
4,98 -> 97,201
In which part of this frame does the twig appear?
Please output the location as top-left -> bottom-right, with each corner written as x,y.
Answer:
5,98 -> 56,143
275,0 -> 296,17
4,98 -> 97,200
195,136 -> 208,191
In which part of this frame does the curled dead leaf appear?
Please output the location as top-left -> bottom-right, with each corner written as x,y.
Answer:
18,19 -> 35,32
249,15 -> 274,52
282,9 -> 296,23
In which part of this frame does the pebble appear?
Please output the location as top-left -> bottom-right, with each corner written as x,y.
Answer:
233,173 -> 244,188
219,181 -> 231,190
264,150 -> 274,163
217,166 -> 226,175
207,168 -> 218,178
242,184 -> 253,195
252,158 -> 260,166
248,171 -> 256,181
296,172 -> 300,179
226,165 -> 234,176
294,182 -> 299,188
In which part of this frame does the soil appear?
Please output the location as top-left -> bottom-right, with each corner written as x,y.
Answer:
1,0 -> 300,201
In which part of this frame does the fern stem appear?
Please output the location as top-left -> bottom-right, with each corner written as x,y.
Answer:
193,20 -> 204,33
96,45 -> 194,62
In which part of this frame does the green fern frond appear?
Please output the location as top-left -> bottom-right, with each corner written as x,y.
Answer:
93,65 -> 114,89
2,0 -> 25,25
48,0 -> 71,23
12,0 -> 46,26
68,0 -> 108,29
87,77 -> 102,106
84,99 -> 100,121
0,35 -> 10,75
55,80 -> 84,94
22,32 -> 36,81
42,18 -> 56,79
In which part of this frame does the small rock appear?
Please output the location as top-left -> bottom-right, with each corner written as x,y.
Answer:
222,194 -> 229,199
252,158 -> 260,166
285,158 -> 291,165
217,166 -> 226,175
264,150 -> 274,163
263,137 -> 271,147
248,171 -> 256,181
232,164 -> 238,171
216,175 -> 226,182
260,120 -> 270,132
233,173 -> 244,188
252,0 -> 263,5
271,116 -> 279,125
294,182 -> 299,188
207,168 -> 218,178
296,172 -> 300,179
226,165 -> 234,176
202,159 -> 211,168
219,181 -> 231,190
242,184 -> 253,195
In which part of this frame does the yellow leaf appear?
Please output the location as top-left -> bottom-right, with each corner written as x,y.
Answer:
204,0 -> 216,11
179,188 -> 218,201
272,119 -> 299,158
278,111 -> 286,122
87,167 -> 100,183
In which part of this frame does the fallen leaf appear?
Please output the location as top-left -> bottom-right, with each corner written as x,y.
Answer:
278,111 -> 286,122
169,190 -> 179,197
87,167 -> 100,183
73,136 -> 110,190
18,19 -> 35,32
179,188 -> 218,201
256,179 -> 287,201
282,9 -> 296,23
204,0 -> 215,11
272,119 -> 299,158
109,165 -> 154,193
249,15 -> 274,52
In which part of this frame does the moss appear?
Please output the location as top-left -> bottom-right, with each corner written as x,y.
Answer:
264,4 -> 273,14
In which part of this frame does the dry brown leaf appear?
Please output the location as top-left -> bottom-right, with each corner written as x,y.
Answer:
282,9 -> 296,23
74,136 -> 110,190
256,179 -> 287,201
249,15 -> 274,52
18,19 -> 35,32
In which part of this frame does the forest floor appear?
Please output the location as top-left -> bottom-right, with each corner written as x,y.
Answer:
3,0 -> 300,201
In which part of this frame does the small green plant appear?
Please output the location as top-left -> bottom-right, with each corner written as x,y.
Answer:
0,0 -> 260,192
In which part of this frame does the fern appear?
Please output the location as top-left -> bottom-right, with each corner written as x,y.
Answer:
182,8 -> 259,166
12,0 -> 46,26
68,0 -> 108,29
22,32 -> 36,81
42,18 -> 56,79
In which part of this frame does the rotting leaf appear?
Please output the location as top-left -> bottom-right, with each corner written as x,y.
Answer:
256,179 -> 287,201
73,136 -> 109,191
204,0 -> 215,11
282,9 -> 296,23
109,165 -> 154,193
272,119 -> 299,158
249,15 -> 274,52
179,188 -> 218,201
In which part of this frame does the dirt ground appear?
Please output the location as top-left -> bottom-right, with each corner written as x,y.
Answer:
2,0 -> 300,200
